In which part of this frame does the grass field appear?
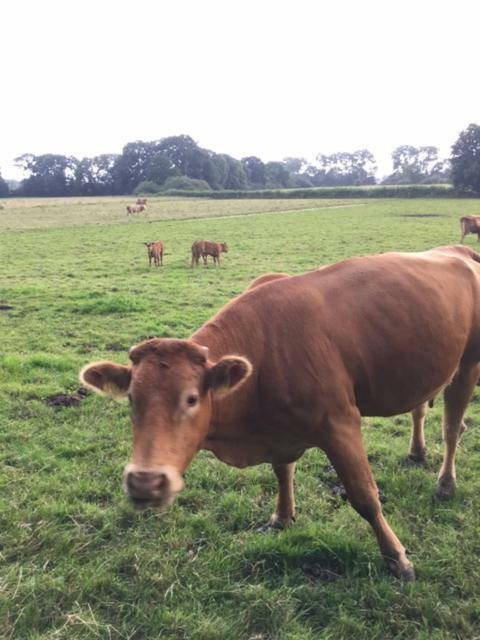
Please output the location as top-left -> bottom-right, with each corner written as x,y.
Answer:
2,196 -> 480,639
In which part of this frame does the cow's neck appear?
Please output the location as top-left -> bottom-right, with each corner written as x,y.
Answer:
191,311 -> 268,462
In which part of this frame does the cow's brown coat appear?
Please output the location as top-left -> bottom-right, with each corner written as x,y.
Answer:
191,240 -> 228,267
127,204 -> 145,216
460,216 -> 480,243
144,241 -> 163,267
80,245 -> 480,580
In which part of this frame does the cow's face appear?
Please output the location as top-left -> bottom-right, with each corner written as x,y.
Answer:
80,339 -> 252,509
221,243 -> 228,253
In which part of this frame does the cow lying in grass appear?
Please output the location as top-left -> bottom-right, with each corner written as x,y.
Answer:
191,240 -> 228,267
80,245 -> 480,581
144,241 -> 163,267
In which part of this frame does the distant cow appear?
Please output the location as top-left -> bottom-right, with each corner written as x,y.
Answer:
460,216 -> 480,243
144,241 -> 163,267
136,198 -> 147,206
127,205 -> 145,216
191,241 -> 228,267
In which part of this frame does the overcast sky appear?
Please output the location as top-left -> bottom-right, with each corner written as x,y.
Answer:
2,0 -> 479,180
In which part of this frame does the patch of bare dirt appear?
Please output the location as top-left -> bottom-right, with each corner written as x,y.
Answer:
46,388 -> 88,408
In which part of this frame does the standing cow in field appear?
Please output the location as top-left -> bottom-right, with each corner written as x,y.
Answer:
80,245 -> 480,581
191,240 -> 228,267
460,216 -> 480,243
127,205 -> 145,216
136,198 -> 148,206
144,241 -> 163,267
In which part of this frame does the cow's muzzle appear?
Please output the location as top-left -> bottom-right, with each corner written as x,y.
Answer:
123,464 -> 184,509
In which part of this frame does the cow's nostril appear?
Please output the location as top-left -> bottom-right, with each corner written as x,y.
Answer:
153,473 -> 167,491
127,471 -> 168,499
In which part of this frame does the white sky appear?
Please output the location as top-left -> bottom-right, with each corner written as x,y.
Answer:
2,0 -> 479,180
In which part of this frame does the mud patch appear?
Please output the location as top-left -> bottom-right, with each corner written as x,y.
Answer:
106,342 -> 126,351
46,388 -> 88,408
303,564 -> 341,583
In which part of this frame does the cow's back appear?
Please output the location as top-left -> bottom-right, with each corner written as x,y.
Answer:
195,247 -> 480,423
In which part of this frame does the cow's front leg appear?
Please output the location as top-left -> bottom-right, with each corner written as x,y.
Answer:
322,412 -> 415,581
268,462 -> 296,528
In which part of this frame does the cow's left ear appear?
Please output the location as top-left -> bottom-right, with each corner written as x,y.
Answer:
79,361 -> 131,399
205,356 -> 253,397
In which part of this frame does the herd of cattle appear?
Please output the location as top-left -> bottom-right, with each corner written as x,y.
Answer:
78,213 -> 480,583
127,198 -> 148,216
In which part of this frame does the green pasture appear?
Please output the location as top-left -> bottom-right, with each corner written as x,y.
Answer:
2,197 -> 480,639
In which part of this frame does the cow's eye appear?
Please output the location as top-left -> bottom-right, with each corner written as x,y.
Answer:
186,394 -> 199,407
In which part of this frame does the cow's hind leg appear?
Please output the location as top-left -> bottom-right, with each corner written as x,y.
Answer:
408,401 -> 428,462
322,413 -> 414,580
268,462 -> 296,528
436,363 -> 479,499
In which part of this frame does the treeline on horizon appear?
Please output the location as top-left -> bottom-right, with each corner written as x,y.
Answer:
1,124 -> 480,198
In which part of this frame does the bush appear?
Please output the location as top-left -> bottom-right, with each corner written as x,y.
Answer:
155,184 -> 461,199
133,180 -> 163,195
161,176 -> 212,192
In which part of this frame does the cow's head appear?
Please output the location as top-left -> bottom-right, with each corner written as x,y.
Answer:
80,339 -> 252,509
221,243 -> 228,253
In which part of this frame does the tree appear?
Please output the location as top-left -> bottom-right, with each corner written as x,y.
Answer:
0,170 -> 9,197
145,154 -> 178,186
221,155 -> 247,189
15,153 -> 78,196
111,141 -> 158,194
384,145 -> 450,184
157,135 -> 199,174
312,150 -> 377,186
241,156 -> 266,188
451,124 -> 480,194
265,161 -> 290,188
74,154 -> 119,195
282,157 -> 307,174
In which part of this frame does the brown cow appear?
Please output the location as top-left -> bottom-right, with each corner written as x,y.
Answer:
144,241 -> 163,267
136,198 -> 148,206
460,216 -> 480,243
80,245 -> 480,581
127,205 -> 145,216
191,240 -> 228,267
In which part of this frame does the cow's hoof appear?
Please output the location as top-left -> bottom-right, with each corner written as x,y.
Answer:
407,449 -> 426,464
385,557 -> 416,582
436,476 -> 456,500
257,513 -> 295,532
399,564 -> 416,582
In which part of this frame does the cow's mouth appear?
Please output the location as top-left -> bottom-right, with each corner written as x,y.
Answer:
129,495 -> 166,510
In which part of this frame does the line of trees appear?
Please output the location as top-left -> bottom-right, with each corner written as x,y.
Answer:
2,124 -> 480,197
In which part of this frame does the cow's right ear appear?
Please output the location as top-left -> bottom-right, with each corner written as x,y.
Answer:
79,361 -> 131,399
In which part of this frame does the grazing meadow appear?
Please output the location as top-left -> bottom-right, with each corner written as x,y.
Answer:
2,196 -> 480,639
